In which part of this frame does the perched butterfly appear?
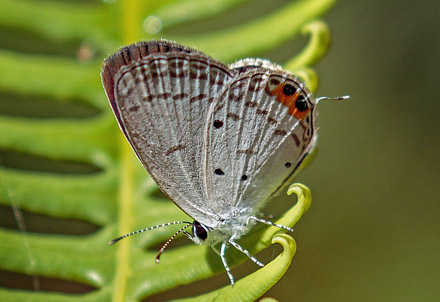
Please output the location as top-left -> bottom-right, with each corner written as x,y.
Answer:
101,39 -> 348,285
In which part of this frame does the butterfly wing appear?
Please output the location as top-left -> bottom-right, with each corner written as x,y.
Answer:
204,68 -> 317,219
101,40 -> 236,226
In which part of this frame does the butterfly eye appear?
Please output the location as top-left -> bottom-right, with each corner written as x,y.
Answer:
241,175 -> 248,181
282,84 -> 296,96
295,96 -> 309,112
192,222 -> 208,240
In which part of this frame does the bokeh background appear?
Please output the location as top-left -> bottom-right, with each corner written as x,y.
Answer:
0,0 -> 439,301
268,1 -> 440,301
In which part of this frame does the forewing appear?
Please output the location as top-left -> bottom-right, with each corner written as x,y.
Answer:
101,40 -> 235,226
204,69 -> 317,217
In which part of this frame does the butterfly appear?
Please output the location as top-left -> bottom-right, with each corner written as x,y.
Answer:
101,39 -> 348,285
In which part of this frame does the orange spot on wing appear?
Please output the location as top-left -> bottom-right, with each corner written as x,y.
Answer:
271,84 -> 299,107
271,83 -> 310,119
289,106 -> 311,120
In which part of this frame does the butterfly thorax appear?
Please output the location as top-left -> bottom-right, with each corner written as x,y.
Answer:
191,205 -> 260,246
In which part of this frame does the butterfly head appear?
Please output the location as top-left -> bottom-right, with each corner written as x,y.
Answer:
191,221 -> 210,244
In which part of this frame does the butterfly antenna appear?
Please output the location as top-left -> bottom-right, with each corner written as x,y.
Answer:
156,223 -> 193,263
109,221 -> 192,245
316,95 -> 350,103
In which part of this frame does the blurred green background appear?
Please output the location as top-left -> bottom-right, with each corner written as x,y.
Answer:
285,1 -> 440,301
0,0 -> 439,301
272,1 -> 440,301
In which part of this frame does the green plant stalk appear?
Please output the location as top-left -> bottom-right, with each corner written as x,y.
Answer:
171,0 -> 337,61
112,1 -> 145,301
172,234 -> 297,302
284,20 -> 331,71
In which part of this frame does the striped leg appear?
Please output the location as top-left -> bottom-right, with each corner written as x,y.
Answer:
183,230 -> 193,239
248,216 -> 294,232
210,244 -> 221,257
229,233 -> 264,267
220,241 -> 235,286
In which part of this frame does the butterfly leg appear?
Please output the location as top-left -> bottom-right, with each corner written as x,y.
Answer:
184,229 -> 204,245
210,244 -> 222,258
183,230 -> 193,239
260,213 -> 278,219
220,241 -> 235,286
248,216 -> 294,233
229,233 -> 264,267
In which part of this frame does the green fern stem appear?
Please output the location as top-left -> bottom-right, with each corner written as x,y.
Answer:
113,1 -> 145,301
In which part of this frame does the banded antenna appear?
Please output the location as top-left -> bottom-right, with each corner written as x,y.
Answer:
155,223 -> 193,263
109,221 -> 192,245
316,95 -> 350,103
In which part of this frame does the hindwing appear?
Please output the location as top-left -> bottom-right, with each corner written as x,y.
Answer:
204,68 -> 317,218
